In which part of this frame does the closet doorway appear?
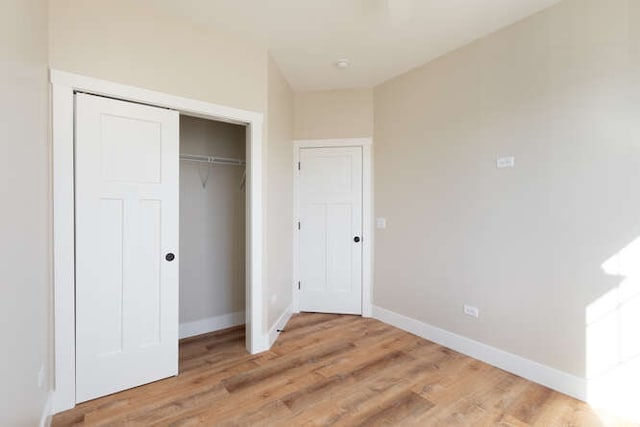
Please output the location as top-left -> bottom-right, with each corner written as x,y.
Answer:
179,116 -> 247,340
51,70 -> 266,412
73,101 -> 250,403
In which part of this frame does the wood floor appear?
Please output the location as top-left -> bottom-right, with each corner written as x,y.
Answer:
53,313 -> 630,426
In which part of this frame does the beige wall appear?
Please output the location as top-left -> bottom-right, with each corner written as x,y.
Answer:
39,0 -> 640,411
179,117 -> 246,326
0,0 -> 51,425
374,0 -> 640,378
265,57 -> 294,328
49,0 -> 267,112
49,0 -> 297,338
294,88 -> 373,139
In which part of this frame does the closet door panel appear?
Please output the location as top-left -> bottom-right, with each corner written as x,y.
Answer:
75,93 -> 179,403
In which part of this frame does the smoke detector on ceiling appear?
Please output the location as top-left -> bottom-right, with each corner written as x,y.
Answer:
335,59 -> 351,69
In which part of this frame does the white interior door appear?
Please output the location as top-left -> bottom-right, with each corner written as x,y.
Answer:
298,146 -> 363,314
75,93 -> 179,403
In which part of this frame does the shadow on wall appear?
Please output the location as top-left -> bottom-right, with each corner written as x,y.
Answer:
587,236 -> 640,423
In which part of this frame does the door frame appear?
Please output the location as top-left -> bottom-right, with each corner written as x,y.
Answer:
51,70 -> 267,413
292,138 -> 373,317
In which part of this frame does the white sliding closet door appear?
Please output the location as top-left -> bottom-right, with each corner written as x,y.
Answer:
75,93 -> 180,403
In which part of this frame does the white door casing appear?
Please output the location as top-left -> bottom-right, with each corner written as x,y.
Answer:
298,146 -> 363,315
53,70 -> 266,413
75,93 -> 179,403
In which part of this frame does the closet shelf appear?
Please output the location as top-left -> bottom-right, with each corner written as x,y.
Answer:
180,154 -> 246,166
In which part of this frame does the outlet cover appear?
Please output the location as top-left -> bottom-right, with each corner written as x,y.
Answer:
464,304 -> 480,318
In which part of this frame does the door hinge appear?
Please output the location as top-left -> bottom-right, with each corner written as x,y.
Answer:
298,162 -> 301,171
298,281 -> 301,290
297,221 -> 301,230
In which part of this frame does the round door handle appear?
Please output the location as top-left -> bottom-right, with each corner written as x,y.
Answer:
165,253 -> 176,262
353,236 -> 361,243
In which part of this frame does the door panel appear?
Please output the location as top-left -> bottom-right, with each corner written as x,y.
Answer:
75,93 -> 179,403
101,115 -> 162,183
327,203 -> 352,293
94,198 -> 125,355
298,147 -> 362,314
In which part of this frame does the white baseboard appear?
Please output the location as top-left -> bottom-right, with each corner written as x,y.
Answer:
51,390 -> 72,416
268,304 -> 294,347
372,305 -> 587,401
39,391 -> 54,427
179,311 -> 245,339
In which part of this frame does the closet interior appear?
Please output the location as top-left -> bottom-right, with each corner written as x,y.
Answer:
179,115 -> 246,339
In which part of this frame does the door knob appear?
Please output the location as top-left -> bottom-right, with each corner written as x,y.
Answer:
353,236 -> 361,243
165,253 -> 175,262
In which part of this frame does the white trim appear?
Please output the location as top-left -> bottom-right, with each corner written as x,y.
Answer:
51,83 -> 76,413
292,146 -> 299,313
268,304 -> 294,347
361,142 -> 373,318
51,70 -> 267,413
294,138 -> 373,148
179,312 -> 246,339
39,392 -> 54,427
244,119 -> 267,353
50,70 -> 262,125
372,305 -> 588,401
292,138 -> 373,317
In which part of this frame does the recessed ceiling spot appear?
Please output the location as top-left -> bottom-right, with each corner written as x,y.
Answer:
335,59 -> 351,69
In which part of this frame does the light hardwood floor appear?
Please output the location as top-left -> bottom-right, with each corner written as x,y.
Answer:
53,313 -> 631,426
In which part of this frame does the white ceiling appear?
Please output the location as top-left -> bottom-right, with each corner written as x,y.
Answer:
137,0 -> 562,91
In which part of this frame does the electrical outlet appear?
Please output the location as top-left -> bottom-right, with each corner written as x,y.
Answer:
464,304 -> 480,318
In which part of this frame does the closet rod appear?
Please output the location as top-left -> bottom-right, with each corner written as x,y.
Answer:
180,154 -> 246,166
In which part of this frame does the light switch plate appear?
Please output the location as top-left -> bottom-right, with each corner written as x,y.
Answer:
497,156 -> 515,168
376,218 -> 387,229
